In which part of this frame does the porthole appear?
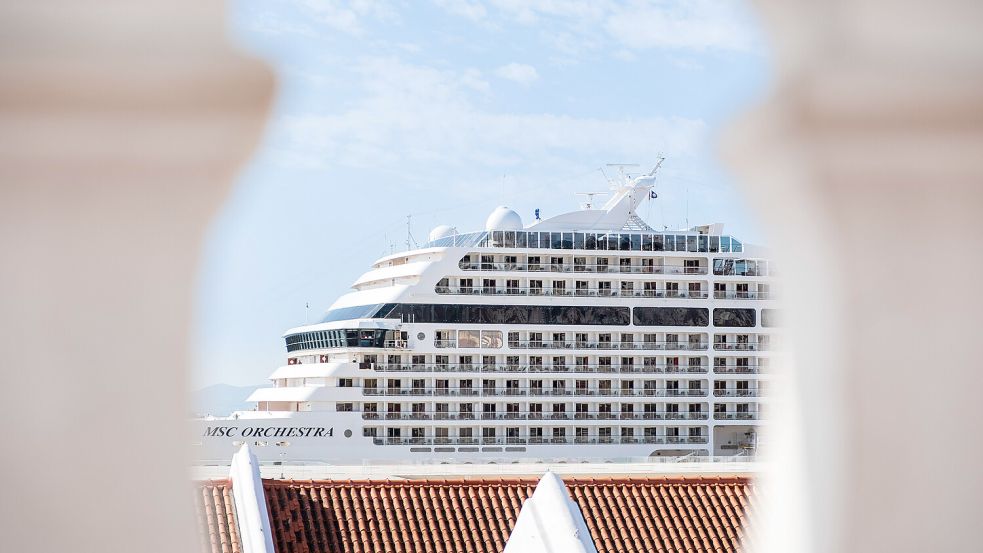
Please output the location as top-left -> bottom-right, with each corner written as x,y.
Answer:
344,429 -> 353,438
417,332 -> 425,340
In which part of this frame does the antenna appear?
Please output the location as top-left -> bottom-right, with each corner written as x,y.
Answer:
575,191 -> 609,210
605,163 -> 641,184
405,214 -> 418,251
686,186 -> 690,229
598,167 -> 613,186
305,301 -> 310,324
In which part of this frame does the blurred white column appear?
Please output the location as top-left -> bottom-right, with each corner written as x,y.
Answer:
725,1 -> 983,552
0,2 -> 272,552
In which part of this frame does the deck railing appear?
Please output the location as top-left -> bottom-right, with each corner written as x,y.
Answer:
371,435 -> 709,446
459,262 -> 709,275
362,387 -> 709,398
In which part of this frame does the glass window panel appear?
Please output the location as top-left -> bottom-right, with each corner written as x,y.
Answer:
620,234 -> 631,251
698,236 -> 708,253
585,233 -> 596,250
596,234 -> 607,251
761,308 -> 779,327
653,234 -> 664,251
687,235 -> 698,252
492,231 -> 504,247
504,231 -> 516,248
517,231 -> 527,248
642,234 -> 652,251
458,330 -> 480,348
709,236 -> 719,252
720,236 -> 731,253
631,234 -> 641,250
713,308 -> 757,327
573,233 -> 584,249
562,232 -> 573,249
528,232 -> 538,248
731,238 -> 743,253
481,331 -> 503,348
540,232 -> 551,248
713,259 -> 726,275
664,235 -> 675,252
632,307 -> 710,327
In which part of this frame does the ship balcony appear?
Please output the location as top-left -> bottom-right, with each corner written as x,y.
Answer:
361,411 -> 710,422
713,412 -> 760,421
712,364 -> 762,374
712,291 -> 773,300
361,387 -> 708,398
712,389 -> 761,398
713,342 -> 768,352
509,340 -> 709,351
369,363 -> 709,374
459,262 -> 708,276
436,286 -> 710,299
371,436 -> 706,446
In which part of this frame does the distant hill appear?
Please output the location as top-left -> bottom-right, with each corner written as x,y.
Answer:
192,383 -> 259,417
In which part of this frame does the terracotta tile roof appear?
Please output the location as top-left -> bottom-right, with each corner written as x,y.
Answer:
195,479 -> 243,553
261,476 -> 754,553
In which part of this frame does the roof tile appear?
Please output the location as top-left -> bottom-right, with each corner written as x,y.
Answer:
196,476 -> 754,553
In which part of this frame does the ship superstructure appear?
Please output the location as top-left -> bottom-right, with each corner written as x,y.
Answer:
195,168 -> 776,463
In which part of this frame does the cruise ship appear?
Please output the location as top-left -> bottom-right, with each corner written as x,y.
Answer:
194,168 -> 775,463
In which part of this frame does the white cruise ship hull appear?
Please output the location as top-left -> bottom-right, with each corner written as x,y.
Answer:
192,411 -> 734,464
193,173 -> 771,465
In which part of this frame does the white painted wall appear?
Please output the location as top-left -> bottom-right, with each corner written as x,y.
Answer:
725,1 -> 983,551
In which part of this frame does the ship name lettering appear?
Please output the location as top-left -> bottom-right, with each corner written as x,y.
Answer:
203,426 -> 238,438
205,426 -> 334,439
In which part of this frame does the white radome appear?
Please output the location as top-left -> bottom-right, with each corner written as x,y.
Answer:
485,206 -> 523,231
428,224 -> 458,242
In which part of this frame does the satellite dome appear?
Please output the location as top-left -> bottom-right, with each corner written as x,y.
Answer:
428,224 -> 458,242
485,206 -> 523,231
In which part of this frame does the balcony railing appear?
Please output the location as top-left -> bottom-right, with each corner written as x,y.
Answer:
713,342 -> 768,351
371,435 -> 708,446
437,286 -> 710,299
459,262 -> 709,275
362,411 -> 710,421
713,291 -> 772,300
509,340 -> 708,351
713,389 -> 760,397
367,363 -> 708,374
362,387 -> 708,398
712,365 -> 762,374
713,412 -> 759,420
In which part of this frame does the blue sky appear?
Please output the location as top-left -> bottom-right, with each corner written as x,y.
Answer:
194,0 -> 771,387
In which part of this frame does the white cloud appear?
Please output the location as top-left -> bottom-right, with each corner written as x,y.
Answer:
295,0 -> 398,36
270,58 -> 705,171
604,0 -> 754,51
244,12 -> 315,37
494,62 -> 540,85
435,0 -> 757,53
432,0 -> 488,21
